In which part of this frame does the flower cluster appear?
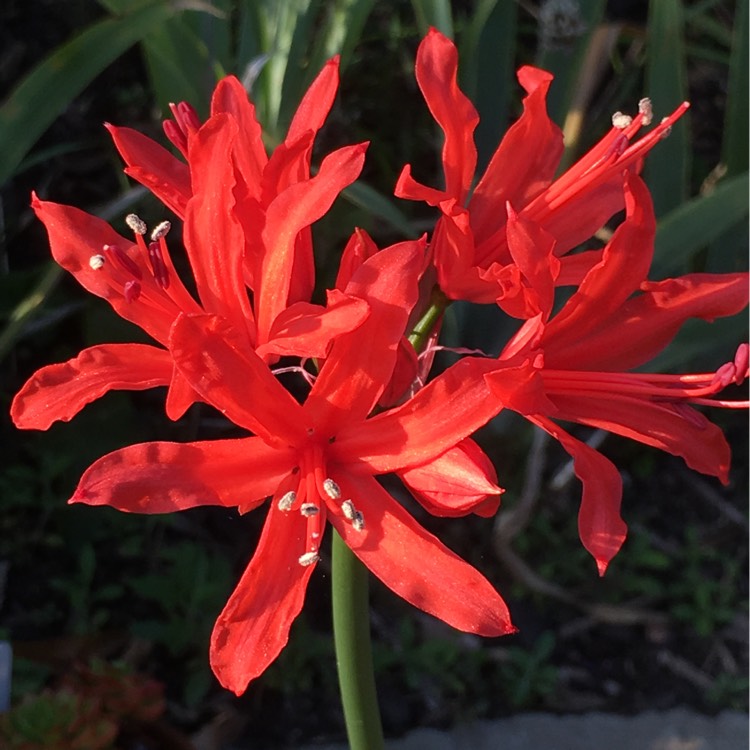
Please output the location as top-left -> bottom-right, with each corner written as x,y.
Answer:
11,29 -> 748,695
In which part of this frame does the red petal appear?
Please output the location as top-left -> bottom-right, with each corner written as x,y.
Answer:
210,503 -> 316,694
72,437 -> 292,513
31,195 -> 178,343
304,239 -> 424,434
170,313 -> 310,445
399,438 -> 502,517
335,228 -> 379,290
470,66 -> 563,241
547,272 -> 750,372
543,173 -> 655,345
532,416 -> 626,575
394,164 -> 449,205
415,28 -> 478,202
336,356 -> 524,473
256,290 -> 370,360
12,343 -> 172,430
286,56 -> 340,144
255,143 -> 368,345
547,389 -> 732,484
504,204 -> 559,319
210,76 -> 268,200
106,124 -> 191,218
184,113 -> 254,340
332,472 -> 515,636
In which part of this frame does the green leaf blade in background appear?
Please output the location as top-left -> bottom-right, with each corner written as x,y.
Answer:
652,171 -> 749,278
644,0 -> 690,217
0,0 -> 177,186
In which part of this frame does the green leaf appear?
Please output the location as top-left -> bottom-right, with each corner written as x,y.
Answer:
341,180 -> 417,237
461,0 -> 518,172
0,1 -> 177,186
652,172 -> 749,277
410,0 -> 454,38
723,0 -> 748,177
644,0 -> 690,217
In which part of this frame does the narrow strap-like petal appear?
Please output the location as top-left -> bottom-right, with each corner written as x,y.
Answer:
170,313 -> 310,445
470,66 -> 563,241
304,239 -> 424,435
335,355 -> 535,473
184,113 -> 254,341
531,416 -> 626,576
106,124 -> 191,218
546,272 -> 749,372
286,56 -> 340,144
255,290 -> 370,360
332,472 -> 515,636
255,142 -> 368,346
398,438 -> 502,517
11,343 -> 173,430
210,75 -> 268,200
71,436 -> 292,513
31,195 -> 180,344
414,28 -> 478,202
210,503 -> 316,694
543,174 -> 655,343
547,389 -> 732,484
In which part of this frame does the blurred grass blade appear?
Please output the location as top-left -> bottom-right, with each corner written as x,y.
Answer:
410,0 -> 454,37
652,172 -> 749,277
535,0 -> 607,128
0,1 -> 177,186
461,0 -> 518,172
644,0 -> 690,218
342,181 -> 417,238
304,0 -> 377,76
722,0 -> 748,177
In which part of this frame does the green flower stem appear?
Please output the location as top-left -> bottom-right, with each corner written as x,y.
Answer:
408,286 -> 450,354
331,530 -> 384,750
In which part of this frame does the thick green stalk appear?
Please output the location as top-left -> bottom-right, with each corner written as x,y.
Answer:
331,530 -> 384,750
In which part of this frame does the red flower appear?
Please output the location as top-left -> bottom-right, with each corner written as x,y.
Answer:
70,242 -> 519,695
396,28 -> 688,312
12,63 -> 369,430
485,174 -> 749,573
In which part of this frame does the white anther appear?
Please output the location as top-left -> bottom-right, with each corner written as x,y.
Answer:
352,511 -> 366,532
298,552 -> 320,567
341,499 -> 356,520
323,478 -> 341,500
659,117 -> 672,138
151,220 -> 171,241
638,98 -> 653,126
125,214 -> 147,235
611,112 -> 632,129
277,491 -> 296,511
300,503 -> 319,517
89,254 -> 106,270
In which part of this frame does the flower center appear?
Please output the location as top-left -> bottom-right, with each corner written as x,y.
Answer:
274,443 -> 366,566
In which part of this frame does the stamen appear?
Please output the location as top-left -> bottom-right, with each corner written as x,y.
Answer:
125,214 -> 147,236
300,503 -> 319,517
611,112 -> 632,129
103,244 -> 142,280
148,241 -> 170,290
89,254 -> 105,271
323,478 -> 342,500
659,117 -> 672,138
151,220 -> 171,241
341,499 -> 356,520
277,491 -> 296,511
298,551 -> 320,567
123,280 -> 142,303
638,98 -> 653,126
352,511 -> 365,532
